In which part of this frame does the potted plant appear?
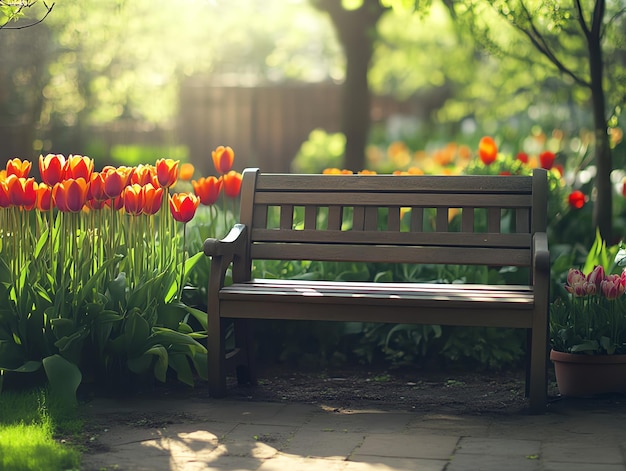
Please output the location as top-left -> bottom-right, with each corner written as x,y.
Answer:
550,239 -> 626,397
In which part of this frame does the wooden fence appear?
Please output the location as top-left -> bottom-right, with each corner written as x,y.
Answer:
178,80 -> 417,174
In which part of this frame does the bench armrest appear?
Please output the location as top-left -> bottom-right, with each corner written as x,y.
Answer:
204,224 -> 249,294
204,223 -> 248,259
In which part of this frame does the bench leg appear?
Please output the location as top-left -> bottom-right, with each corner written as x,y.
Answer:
208,307 -> 227,397
528,320 -> 548,414
234,319 -> 257,387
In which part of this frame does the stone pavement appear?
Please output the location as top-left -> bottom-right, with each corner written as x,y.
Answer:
79,394 -> 626,471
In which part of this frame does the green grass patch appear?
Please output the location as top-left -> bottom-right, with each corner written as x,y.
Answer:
0,389 -> 81,471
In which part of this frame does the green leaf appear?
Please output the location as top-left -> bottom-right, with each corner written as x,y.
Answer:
168,352 -> 195,386
145,345 -> 168,382
108,271 -> 128,307
124,311 -> 151,354
183,305 -> 208,331
42,354 -> 82,406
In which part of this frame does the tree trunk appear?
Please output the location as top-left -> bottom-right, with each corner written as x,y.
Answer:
588,0 -> 612,242
312,0 -> 386,172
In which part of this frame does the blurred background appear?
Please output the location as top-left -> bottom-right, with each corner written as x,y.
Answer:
1,0 -> 624,176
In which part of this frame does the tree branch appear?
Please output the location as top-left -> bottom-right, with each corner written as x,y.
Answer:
504,1 -> 590,89
0,0 -> 54,30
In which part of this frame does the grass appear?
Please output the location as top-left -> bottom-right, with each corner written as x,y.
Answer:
0,388 -> 82,471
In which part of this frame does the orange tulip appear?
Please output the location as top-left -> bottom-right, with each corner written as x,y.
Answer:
143,183 -> 163,215
478,136 -> 498,165
169,192 -> 200,223
36,184 -> 53,211
53,178 -> 89,213
131,164 -> 157,186
39,154 -> 66,186
211,146 -> 234,175
123,183 -> 144,216
0,180 -> 9,208
222,171 -> 243,198
156,159 -> 179,188
88,172 -> 108,202
64,155 -> 94,181
6,158 -> 32,178
192,176 -> 222,206
104,195 -> 124,211
179,162 -> 195,181
6,175 -> 37,208
103,167 -> 133,199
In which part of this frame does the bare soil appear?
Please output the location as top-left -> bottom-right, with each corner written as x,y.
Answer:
225,365 -> 559,415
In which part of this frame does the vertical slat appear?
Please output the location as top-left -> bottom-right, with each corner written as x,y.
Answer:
532,169 -> 548,232
328,206 -> 343,230
516,208 -> 530,233
280,205 -> 293,230
388,207 -> 401,231
410,207 -> 424,232
462,207 -> 474,232
253,205 -> 268,230
353,206 -> 365,230
304,206 -> 317,229
436,208 -> 449,232
364,207 -> 378,230
488,208 -> 501,233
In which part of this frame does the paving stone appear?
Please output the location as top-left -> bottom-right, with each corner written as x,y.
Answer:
256,454 -> 346,470
446,453 -> 540,471
345,455 -> 448,471
216,423 -> 297,458
542,463 -> 626,471
303,409 -> 412,433
409,414 -> 491,436
282,429 -> 365,459
541,442 -> 624,464
354,433 -> 458,460
455,437 -> 541,457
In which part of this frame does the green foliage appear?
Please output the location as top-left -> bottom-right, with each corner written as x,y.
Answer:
291,129 -> 347,173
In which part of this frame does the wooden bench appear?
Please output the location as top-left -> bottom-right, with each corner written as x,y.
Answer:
203,167 -> 550,413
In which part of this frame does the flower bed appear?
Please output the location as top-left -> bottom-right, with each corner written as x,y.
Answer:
0,148 -> 241,402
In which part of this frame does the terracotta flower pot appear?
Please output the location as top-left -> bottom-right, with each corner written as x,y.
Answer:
550,349 -> 626,397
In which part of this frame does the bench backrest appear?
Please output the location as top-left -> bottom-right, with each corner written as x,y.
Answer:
238,168 -> 547,274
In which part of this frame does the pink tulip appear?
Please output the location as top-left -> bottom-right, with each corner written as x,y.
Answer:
587,265 -> 605,290
601,274 -> 626,300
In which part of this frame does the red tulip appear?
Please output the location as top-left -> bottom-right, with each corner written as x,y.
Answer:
53,178 -> 89,213
169,192 -> 200,223
103,167 -> 132,199
568,190 -> 586,209
0,180 -> 9,208
88,172 -> 108,202
212,146 -> 235,175
192,176 -> 222,206
39,154 -> 66,186
6,158 -> 32,178
131,164 -> 157,186
36,185 -> 53,211
6,175 -> 37,209
123,184 -> 144,216
478,136 -> 498,165
156,159 -> 179,188
539,151 -> 556,170
222,170 -> 242,198
516,152 -> 529,164
104,195 -> 125,211
64,155 -> 94,181
143,183 -> 163,215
